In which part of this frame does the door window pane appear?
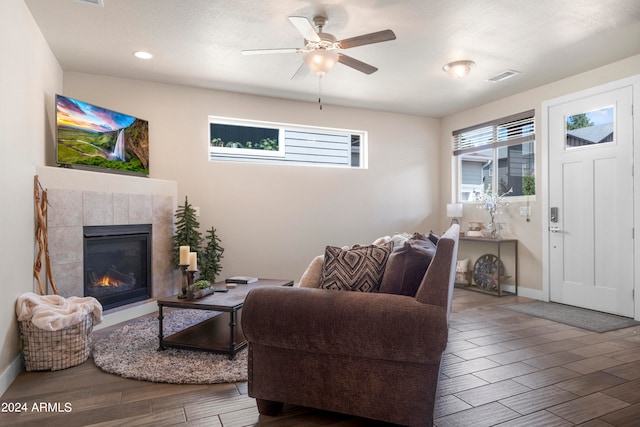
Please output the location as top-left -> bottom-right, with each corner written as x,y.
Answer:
565,106 -> 614,148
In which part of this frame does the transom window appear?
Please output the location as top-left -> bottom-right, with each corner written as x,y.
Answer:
453,110 -> 535,201
209,116 -> 366,168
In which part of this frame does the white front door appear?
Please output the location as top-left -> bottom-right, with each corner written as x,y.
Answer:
548,86 -> 634,317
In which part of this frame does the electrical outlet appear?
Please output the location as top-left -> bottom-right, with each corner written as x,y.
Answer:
194,207 -> 200,217
520,206 -> 531,216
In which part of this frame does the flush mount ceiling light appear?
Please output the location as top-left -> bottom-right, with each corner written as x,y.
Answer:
443,60 -> 475,79
133,51 -> 153,60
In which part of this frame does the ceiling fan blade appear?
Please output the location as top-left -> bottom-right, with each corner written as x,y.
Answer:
338,54 -> 378,74
291,62 -> 310,80
242,48 -> 301,55
338,29 -> 396,49
288,16 -> 320,42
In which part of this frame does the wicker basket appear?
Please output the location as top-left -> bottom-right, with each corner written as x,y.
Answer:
19,313 -> 94,371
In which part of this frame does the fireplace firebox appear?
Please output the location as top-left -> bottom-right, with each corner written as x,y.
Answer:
83,224 -> 152,310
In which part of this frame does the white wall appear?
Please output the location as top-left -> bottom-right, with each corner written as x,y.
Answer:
0,0 -> 63,393
440,54 -> 640,298
63,73 -> 442,289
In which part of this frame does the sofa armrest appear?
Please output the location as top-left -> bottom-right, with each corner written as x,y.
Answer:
242,286 -> 448,364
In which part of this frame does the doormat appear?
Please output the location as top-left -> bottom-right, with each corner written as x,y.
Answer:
501,301 -> 640,333
92,309 -> 247,384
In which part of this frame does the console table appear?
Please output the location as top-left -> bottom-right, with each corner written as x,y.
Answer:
157,278 -> 293,359
459,236 -> 518,297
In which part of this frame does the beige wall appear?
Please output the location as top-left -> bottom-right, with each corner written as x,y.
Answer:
4,0 -> 639,396
1,1 -> 440,392
62,73 -> 442,290
440,54 -> 640,298
0,0 -> 63,391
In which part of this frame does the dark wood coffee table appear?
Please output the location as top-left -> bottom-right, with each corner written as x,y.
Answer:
157,278 -> 293,359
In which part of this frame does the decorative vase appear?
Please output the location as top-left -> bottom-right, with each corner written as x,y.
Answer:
487,222 -> 498,239
486,214 -> 500,239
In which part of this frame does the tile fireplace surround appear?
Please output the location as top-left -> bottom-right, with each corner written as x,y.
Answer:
36,166 -> 179,311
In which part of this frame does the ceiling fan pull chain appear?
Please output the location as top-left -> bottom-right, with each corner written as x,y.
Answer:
318,75 -> 323,110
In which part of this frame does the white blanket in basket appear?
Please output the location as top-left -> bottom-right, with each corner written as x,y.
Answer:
16,292 -> 103,331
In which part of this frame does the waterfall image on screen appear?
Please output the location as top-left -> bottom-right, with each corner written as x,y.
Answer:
56,95 -> 149,175
110,130 -> 126,161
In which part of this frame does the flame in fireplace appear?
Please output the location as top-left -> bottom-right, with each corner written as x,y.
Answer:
95,275 -> 122,288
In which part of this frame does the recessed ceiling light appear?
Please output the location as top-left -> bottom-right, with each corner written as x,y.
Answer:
74,0 -> 104,6
133,51 -> 153,60
487,70 -> 521,83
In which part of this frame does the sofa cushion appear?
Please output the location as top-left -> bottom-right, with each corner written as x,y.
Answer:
371,235 -> 391,246
298,255 -> 324,288
320,241 -> 393,292
373,232 -> 413,248
378,239 -> 436,296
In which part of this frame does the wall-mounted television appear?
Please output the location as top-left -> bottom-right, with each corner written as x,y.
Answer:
56,95 -> 149,176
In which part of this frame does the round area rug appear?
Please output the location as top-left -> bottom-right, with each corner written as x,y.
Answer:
92,309 -> 247,384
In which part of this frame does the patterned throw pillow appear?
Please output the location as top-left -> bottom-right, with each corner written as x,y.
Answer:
320,241 -> 393,292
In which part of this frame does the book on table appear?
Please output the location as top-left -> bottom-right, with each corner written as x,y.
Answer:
225,276 -> 258,284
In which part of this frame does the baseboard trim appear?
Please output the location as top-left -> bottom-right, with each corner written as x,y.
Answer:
0,354 -> 24,397
501,285 -> 544,301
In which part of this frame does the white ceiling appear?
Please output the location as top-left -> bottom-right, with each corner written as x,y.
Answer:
24,0 -> 640,117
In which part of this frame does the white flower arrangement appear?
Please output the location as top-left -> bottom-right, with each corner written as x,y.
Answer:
475,188 -> 512,237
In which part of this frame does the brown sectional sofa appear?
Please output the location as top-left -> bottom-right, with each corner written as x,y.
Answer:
241,224 -> 460,426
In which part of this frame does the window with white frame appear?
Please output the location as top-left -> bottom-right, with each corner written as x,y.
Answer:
453,110 -> 535,201
209,116 -> 366,168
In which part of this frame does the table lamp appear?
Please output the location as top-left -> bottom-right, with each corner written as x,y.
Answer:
446,203 -> 463,225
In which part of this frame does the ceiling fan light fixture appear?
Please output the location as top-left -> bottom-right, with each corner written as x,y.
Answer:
304,49 -> 339,75
443,60 -> 475,79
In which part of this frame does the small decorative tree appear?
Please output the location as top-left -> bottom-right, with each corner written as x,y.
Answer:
200,226 -> 224,282
172,196 -> 203,269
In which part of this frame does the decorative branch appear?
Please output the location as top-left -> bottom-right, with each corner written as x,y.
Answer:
33,175 -> 58,295
33,176 -> 45,296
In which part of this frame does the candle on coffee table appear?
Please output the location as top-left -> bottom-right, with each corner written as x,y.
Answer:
179,246 -> 190,265
188,252 -> 198,271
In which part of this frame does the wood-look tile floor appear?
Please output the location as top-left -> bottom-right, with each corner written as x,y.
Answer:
2,289 -> 639,426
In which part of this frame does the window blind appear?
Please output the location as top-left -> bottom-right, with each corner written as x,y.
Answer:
452,110 -> 535,155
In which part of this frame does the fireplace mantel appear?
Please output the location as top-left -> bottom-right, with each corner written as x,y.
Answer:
35,166 -> 178,313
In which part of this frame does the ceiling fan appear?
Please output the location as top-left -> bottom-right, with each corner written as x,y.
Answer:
242,16 -> 396,79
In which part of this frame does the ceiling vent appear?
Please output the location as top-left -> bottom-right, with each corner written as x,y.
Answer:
74,0 -> 104,6
487,70 -> 520,83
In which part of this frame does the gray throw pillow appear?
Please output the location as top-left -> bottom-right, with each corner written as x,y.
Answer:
378,241 -> 436,296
